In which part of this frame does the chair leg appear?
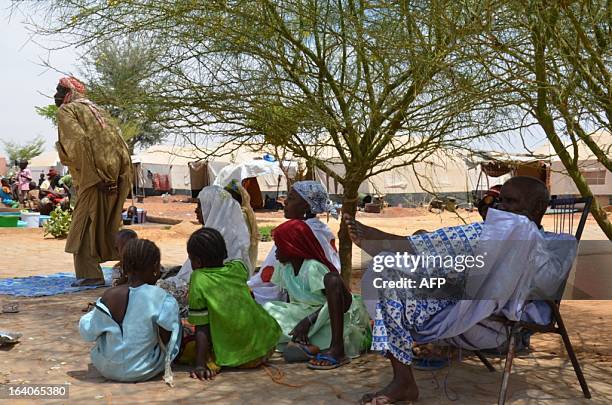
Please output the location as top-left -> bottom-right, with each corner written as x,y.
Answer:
498,330 -> 517,405
474,350 -> 496,372
553,306 -> 592,399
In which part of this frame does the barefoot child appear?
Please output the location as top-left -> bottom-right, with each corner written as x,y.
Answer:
16,160 -> 32,208
186,228 -> 281,380
79,239 -> 181,383
110,229 -> 138,286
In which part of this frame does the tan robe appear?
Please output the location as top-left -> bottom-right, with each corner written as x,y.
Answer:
56,99 -> 132,270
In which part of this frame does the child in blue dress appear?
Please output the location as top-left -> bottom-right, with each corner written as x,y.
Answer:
79,239 -> 181,384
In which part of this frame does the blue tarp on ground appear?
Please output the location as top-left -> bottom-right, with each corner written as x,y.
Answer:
0,267 -> 112,297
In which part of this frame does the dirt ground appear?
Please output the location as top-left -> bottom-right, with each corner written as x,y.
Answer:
0,203 -> 611,404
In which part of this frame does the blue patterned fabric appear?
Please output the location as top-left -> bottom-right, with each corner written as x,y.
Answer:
292,181 -> 338,218
371,223 -> 483,365
0,267 -> 112,297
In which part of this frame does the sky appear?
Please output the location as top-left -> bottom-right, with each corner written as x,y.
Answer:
0,2 -> 78,155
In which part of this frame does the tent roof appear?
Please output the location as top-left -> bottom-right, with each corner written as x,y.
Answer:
532,130 -> 612,162
136,143 -> 279,166
29,151 -> 62,168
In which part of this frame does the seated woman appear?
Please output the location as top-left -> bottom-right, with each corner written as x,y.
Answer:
186,227 -> 281,380
263,219 -> 371,370
79,239 -> 181,384
159,185 -> 254,312
249,180 -> 340,304
224,179 -> 259,272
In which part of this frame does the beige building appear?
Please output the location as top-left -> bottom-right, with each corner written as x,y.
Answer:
534,131 -> 612,207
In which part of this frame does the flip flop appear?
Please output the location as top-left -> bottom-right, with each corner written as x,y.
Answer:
307,353 -> 351,370
283,343 -> 319,363
1,303 -> 19,313
361,393 -> 410,405
0,331 -> 22,347
366,395 -> 393,405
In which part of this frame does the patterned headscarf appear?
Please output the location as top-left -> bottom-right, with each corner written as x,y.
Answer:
58,76 -> 106,128
59,76 -> 86,104
292,180 -> 338,218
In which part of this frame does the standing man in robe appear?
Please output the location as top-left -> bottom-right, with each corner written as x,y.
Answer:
54,77 -> 132,287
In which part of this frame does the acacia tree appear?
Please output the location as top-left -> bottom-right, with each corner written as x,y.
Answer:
473,0 -> 612,239
79,39 -> 167,154
35,40 -> 166,153
26,0 -> 506,280
2,137 -> 45,163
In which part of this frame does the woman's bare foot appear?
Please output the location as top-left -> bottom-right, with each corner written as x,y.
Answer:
360,378 -> 419,404
361,355 -> 419,404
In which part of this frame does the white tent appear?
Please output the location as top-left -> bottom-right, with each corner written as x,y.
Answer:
28,151 -> 65,181
313,150 -> 474,204
133,146 -> 198,195
134,144 -> 297,196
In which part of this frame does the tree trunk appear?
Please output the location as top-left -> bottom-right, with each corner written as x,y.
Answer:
339,181 -> 360,285
531,18 -> 612,240
561,164 -> 612,240
544,126 -> 612,239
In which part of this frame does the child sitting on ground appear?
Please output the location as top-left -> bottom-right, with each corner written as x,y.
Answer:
79,239 -> 181,384
186,228 -> 281,380
111,229 -> 138,287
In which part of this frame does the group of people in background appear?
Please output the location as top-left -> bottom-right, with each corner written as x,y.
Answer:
0,160 -> 72,213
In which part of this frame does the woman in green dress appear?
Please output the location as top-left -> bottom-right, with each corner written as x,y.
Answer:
263,219 -> 371,370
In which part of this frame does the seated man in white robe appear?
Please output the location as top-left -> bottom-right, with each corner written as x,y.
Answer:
345,177 -> 578,404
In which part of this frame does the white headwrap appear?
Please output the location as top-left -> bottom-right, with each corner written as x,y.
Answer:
199,185 -> 252,269
172,185 -> 253,284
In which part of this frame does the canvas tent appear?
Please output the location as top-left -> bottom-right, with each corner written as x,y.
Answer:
134,144 -> 297,197
310,147 -> 475,206
28,151 -> 65,181
464,150 -> 550,200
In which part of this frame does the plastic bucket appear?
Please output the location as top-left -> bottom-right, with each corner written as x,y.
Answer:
20,212 -> 41,228
136,208 -> 147,224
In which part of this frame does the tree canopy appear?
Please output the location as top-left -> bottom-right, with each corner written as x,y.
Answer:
22,0 -> 611,261
2,136 -> 46,163
78,39 -> 168,153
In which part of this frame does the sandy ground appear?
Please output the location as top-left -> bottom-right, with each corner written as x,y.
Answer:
0,204 -> 611,403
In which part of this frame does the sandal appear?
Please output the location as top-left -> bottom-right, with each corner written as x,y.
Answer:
307,353 -> 351,370
365,394 -> 393,405
283,343 -> 319,363
361,393 -> 412,404
1,303 -> 19,313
